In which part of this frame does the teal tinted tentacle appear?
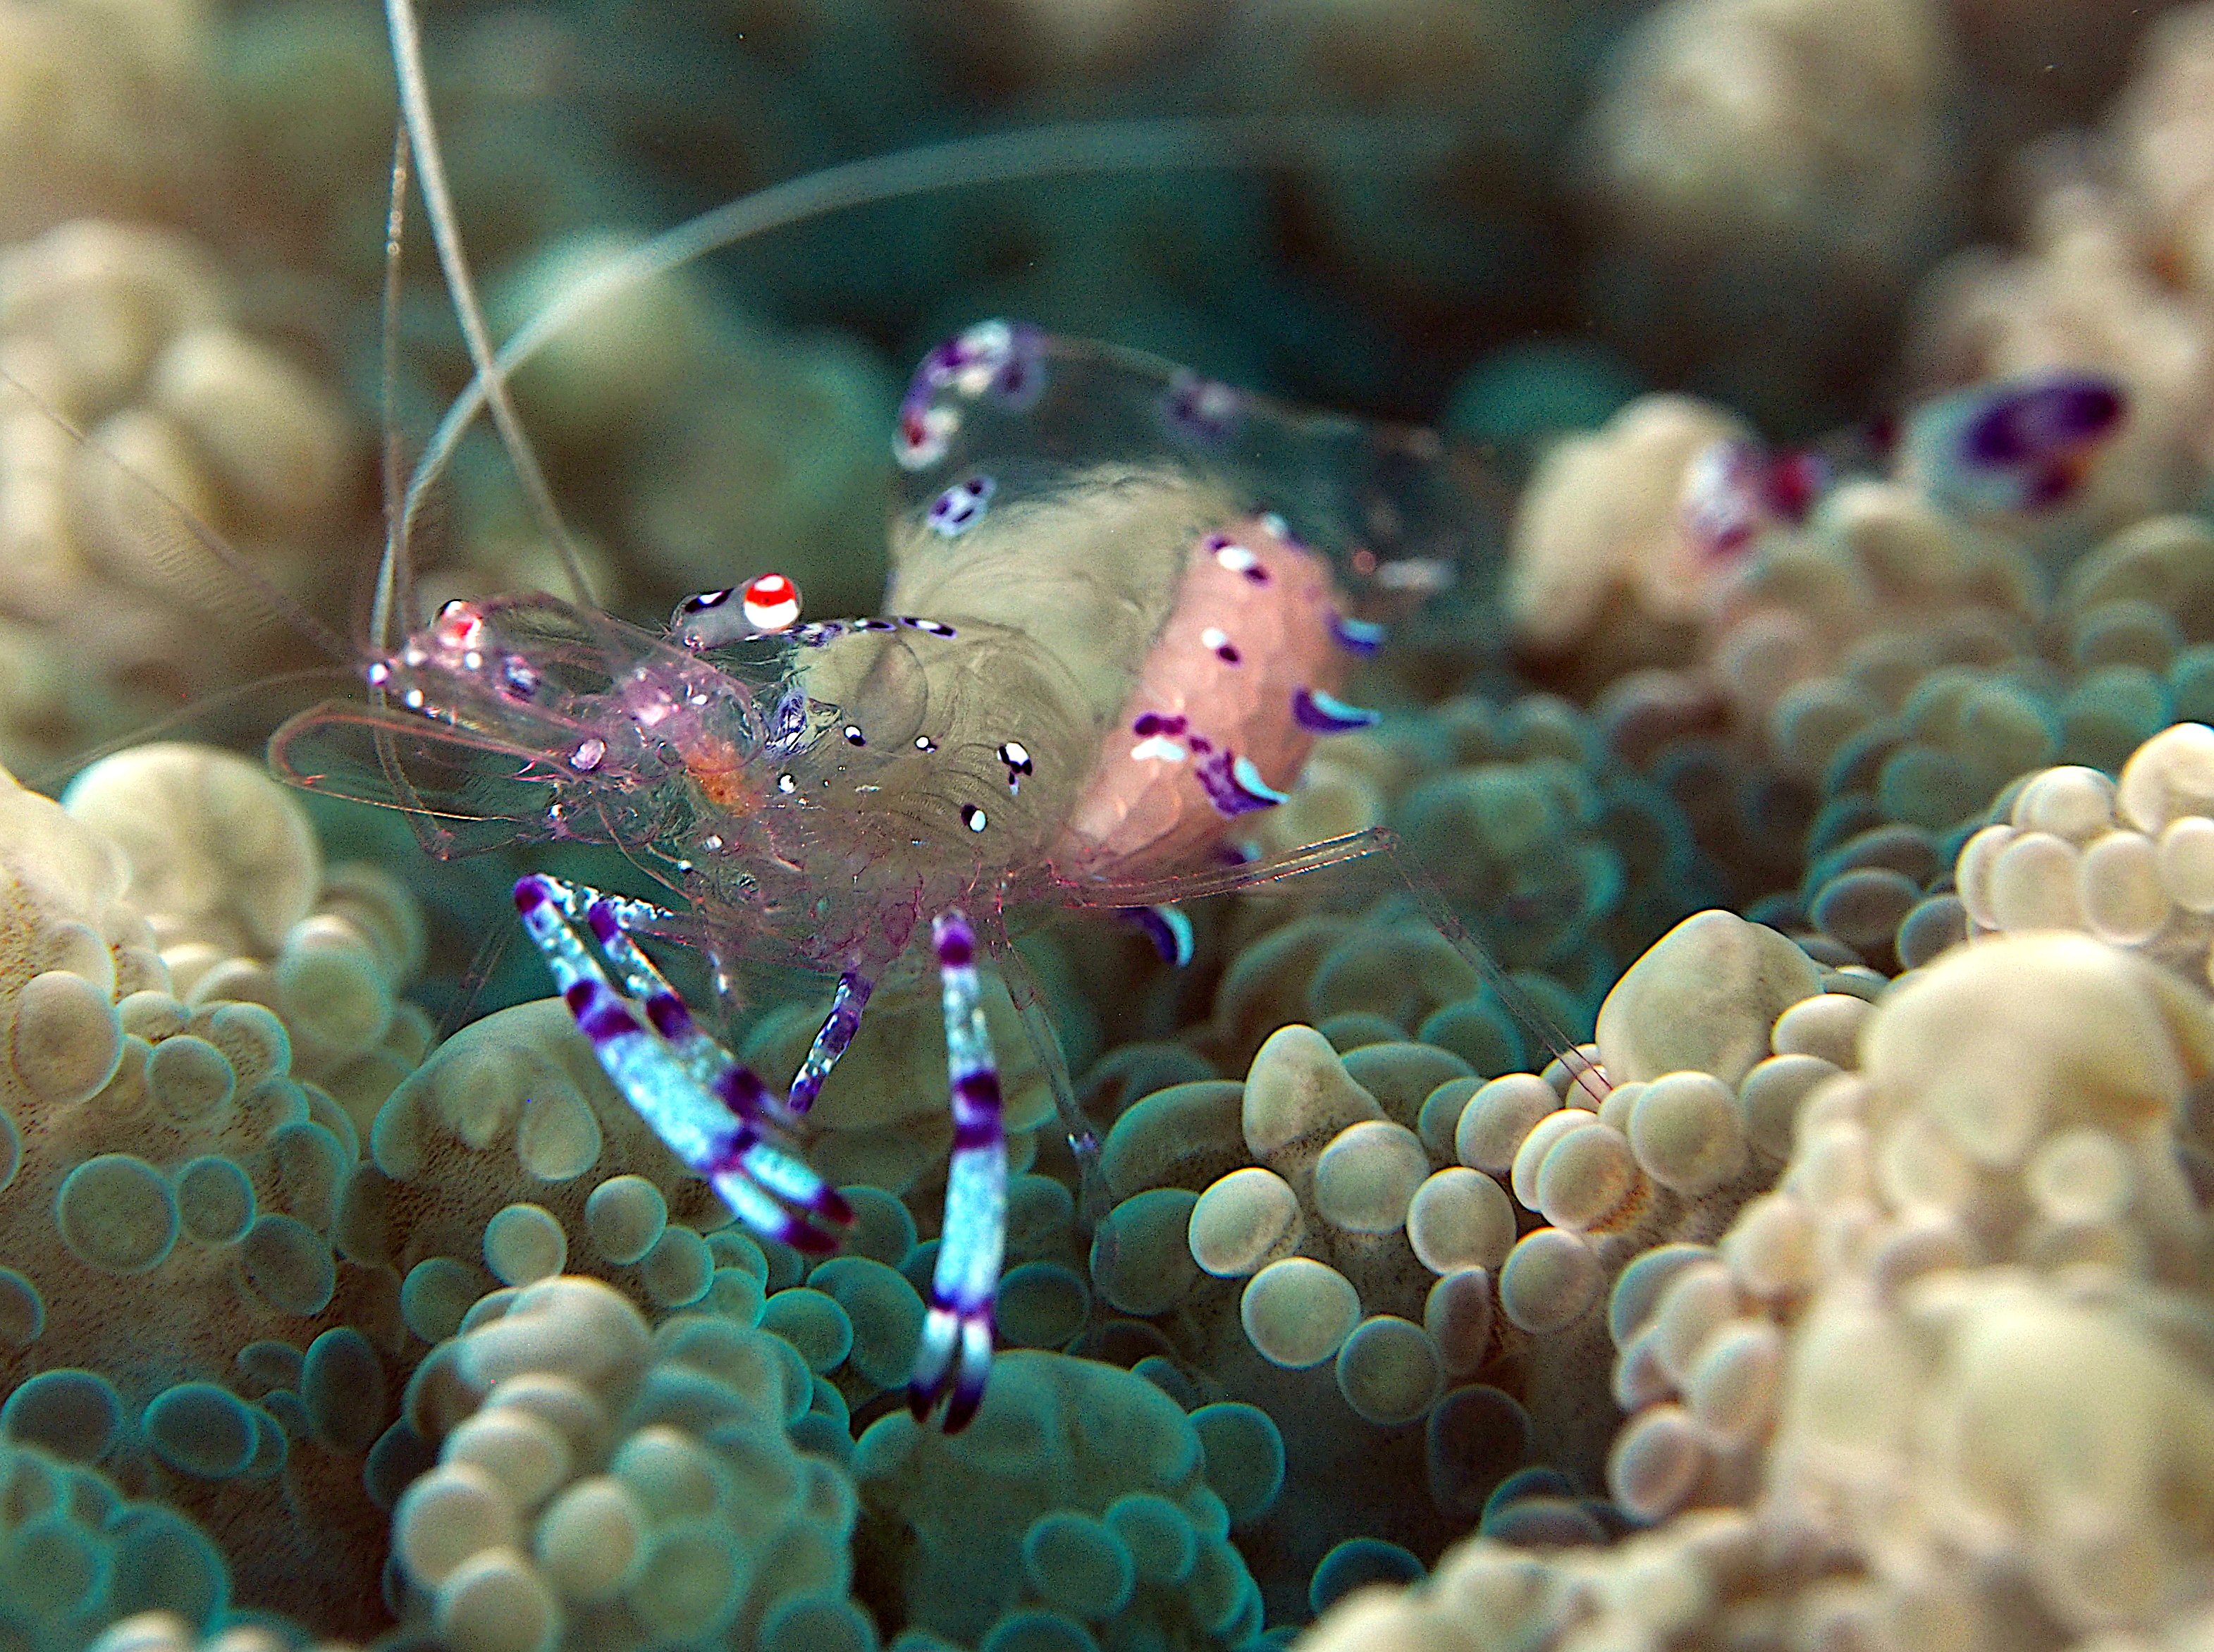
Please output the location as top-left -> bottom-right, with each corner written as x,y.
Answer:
909,908 -> 1006,1432
512,873 -> 854,1251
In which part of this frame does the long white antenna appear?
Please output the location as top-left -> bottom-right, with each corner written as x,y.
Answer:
404,114 -> 1451,527
383,0 -> 596,611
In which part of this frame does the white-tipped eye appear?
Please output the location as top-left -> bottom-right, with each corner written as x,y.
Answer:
740,572 -> 802,632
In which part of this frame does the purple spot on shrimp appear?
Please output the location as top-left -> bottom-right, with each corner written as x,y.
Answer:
1133,712 -> 1162,736
562,981 -> 593,1016
1293,686 -> 1383,733
1189,735 -> 1212,754
1332,615 -> 1387,654
581,1004 -> 639,1044
1212,538 -> 1269,581
857,617 -> 900,631
786,1221 -> 842,1257
1960,376 -> 2124,469
586,901 -> 620,946
954,1070 -> 1002,1113
902,617 -> 958,636
716,1066 -> 771,1118
1127,904 -> 1195,967
928,474 -> 995,537
645,993 -> 691,1040
1160,371 -> 1241,445
935,927 -> 974,969
705,1123 -> 760,1176
500,655 -> 539,698
513,877 -> 548,915
989,327 -> 1046,409
1195,749 -> 1288,817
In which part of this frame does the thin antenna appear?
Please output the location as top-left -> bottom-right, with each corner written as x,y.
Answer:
405,114 -> 1456,522
371,123 -> 414,657
0,368 -> 354,665
382,0 -> 596,611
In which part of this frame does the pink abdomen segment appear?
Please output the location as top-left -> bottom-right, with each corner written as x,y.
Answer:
1052,512 -> 1366,878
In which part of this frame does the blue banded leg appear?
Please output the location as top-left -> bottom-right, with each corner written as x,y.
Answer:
909,908 -> 1006,1433
787,970 -> 873,1114
513,874 -> 853,1252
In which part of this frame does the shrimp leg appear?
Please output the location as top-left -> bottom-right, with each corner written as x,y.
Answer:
909,908 -> 1006,1433
787,970 -> 874,1114
512,873 -> 854,1252
1069,827 -> 1607,1097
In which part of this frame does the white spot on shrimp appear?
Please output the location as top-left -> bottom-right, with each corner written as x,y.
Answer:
1200,626 -> 1241,664
928,474 -> 995,537
1212,539 -> 1266,580
403,689 -> 424,710
844,725 -> 866,746
572,736 -> 607,772
997,740 -> 1033,792
962,803 -> 988,832
777,773 -> 797,794
1131,735 -> 1188,763
916,736 -> 937,752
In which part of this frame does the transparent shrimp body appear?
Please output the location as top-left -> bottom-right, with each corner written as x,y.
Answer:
289,325 -> 1493,1429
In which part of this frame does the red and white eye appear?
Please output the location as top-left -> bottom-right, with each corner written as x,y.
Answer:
741,573 -> 802,633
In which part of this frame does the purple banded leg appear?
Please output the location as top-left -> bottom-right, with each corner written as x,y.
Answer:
909,908 -> 1005,1433
787,971 -> 873,1114
512,874 -> 851,1252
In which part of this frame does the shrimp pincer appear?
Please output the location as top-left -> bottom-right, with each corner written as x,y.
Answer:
275,323 -> 1493,1429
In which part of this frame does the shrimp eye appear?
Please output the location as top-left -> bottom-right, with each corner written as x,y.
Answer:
740,573 -> 802,633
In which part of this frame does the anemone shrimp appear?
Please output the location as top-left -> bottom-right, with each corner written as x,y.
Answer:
75,0 -> 1594,1433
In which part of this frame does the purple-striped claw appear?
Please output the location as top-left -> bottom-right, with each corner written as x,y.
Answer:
909,1298 -> 995,1432
1291,686 -> 1382,734
910,907 -> 1007,1433
512,873 -> 854,1256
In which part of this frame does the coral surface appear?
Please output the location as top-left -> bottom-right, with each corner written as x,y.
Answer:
8,4 -> 2214,1652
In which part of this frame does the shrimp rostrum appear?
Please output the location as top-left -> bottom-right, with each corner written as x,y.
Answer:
276,321 -> 1492,1430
